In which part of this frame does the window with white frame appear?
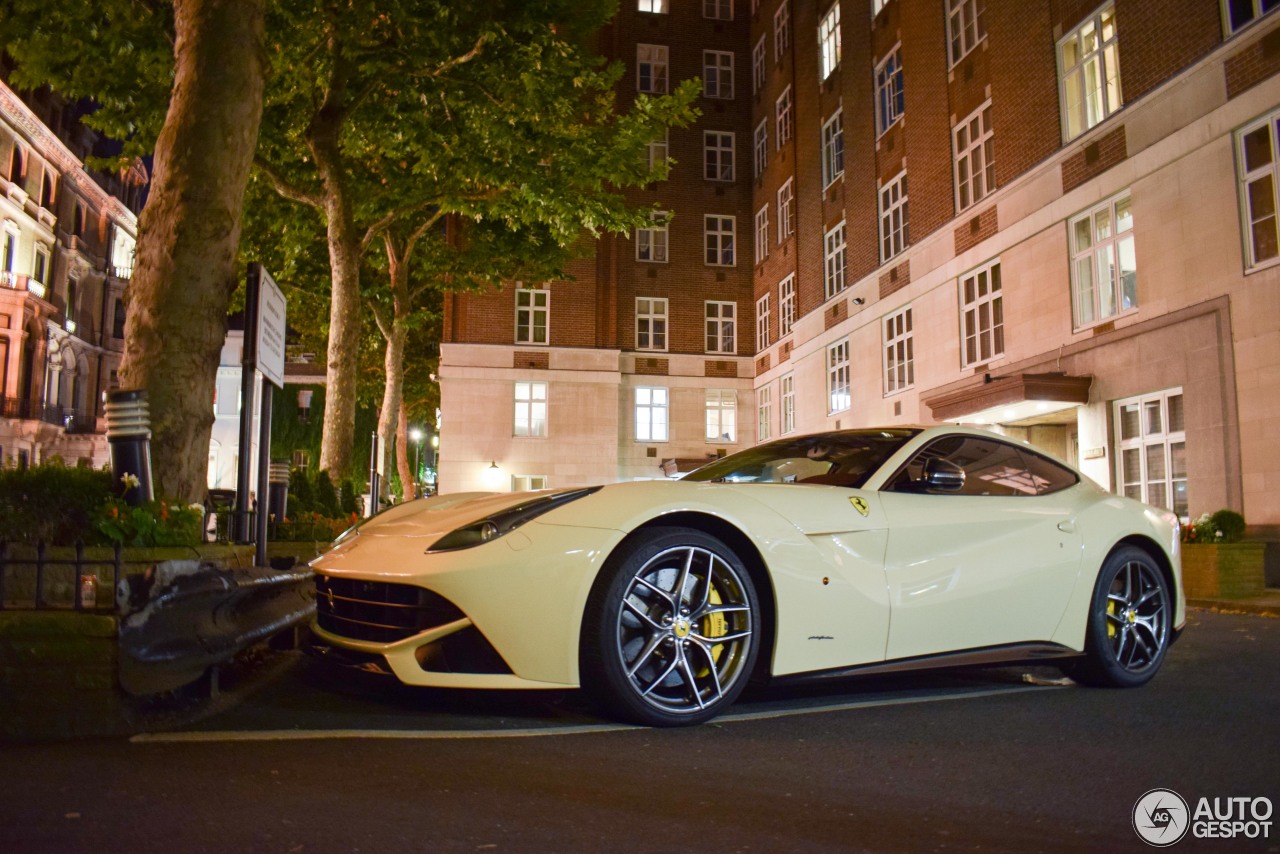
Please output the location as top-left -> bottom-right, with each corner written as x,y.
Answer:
636,211 -> 670,263
879,171 -> 909,262
946,0 -> 987,67
1058,4 -> 1121,142
1223,0 -> 1279,35
756,293 -> 771,351
1069,191 -> 1136,328
704,0 -> 733,20
704,131 -> 735,181
754,206 -> 769,265
883,306 -> 914,394
873,0 -> 890,14
706,300 -> 737,353
758,385 -> 772,442
636,297 -> 669,351
777,179 -> 794,242
705,215 -> 736,266
1236,108 -> 1280,269
513,382 -> 548,437
648,130 -> 669,174
875,46 -> 904,135
821,109 -> 844,187
754,120 -> 769,177
1114,388 -> 1187,518
776,86 -> 793,149
823,221 -> 847,299
512,474 -> 548,491
959,259 -> 1003,368
779,274 -> 796,336
706,389 -> 737,442
954,101 -> 994,212
753,36 -> 767,94
827,338 -> 851,413
515,286 -> 549,344
818,3 -> 841,80
2,227 -> 17,274
33,243 -> 50,286
774,1 -> 791,58
703,50 -> 735,99
637,44 -> 669,93
636,386 -> 669,441
781,373 -> 795,433
638,0 -> 668,12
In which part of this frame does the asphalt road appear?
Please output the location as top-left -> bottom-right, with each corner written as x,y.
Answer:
2,609 -> 1277,853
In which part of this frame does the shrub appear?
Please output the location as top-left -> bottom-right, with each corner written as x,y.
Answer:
314,470 -> 341,518
0,465 -> 114,544
94,499 -> 204,547
1187,509 -> 1247,544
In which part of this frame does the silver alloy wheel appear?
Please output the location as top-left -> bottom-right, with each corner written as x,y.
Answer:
615,544 -> 754,716
1105,558 -> 1169,673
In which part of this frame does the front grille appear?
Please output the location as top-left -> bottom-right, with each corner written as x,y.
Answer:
315,575 -> 465,643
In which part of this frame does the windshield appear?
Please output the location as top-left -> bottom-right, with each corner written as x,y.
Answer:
683,429 -> 920,487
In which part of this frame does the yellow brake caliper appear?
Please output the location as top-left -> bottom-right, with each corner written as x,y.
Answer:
1107,599 -> 1117,638
696,587 -> 729,676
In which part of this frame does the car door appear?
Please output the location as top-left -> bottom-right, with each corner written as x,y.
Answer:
877,435 -> 1085,661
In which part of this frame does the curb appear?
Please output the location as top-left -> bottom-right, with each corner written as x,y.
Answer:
1187,596 -> 1280,618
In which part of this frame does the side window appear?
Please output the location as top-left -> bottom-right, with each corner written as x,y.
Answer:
888,436 -> 1075,496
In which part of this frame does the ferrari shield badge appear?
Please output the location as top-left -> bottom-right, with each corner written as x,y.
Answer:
849,496 -> 870,517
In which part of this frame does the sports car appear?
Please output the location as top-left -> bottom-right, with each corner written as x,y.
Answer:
308,425 -> 1184,726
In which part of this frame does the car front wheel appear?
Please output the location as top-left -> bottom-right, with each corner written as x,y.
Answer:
1063,545 -> 1172,688
581,527 -> 759,727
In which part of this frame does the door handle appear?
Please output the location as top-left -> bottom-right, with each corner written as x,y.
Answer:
1057,519 -> 1077,534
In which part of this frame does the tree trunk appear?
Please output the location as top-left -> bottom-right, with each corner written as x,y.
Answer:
118,0 -> 265,503
375,244 -> 409,501
396,399 -> 413,500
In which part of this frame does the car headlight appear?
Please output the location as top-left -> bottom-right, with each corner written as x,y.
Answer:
426,487 -> 602,552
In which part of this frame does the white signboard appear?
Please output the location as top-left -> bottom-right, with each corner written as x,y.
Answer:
256,267 -> 287,388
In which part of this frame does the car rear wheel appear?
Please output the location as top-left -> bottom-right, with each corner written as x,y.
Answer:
1063,545 -> 1171,688
581,527 -> 759,727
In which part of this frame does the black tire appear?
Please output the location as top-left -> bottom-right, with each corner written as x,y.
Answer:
580,527 -> 760,727
1062,545 -> 1172,688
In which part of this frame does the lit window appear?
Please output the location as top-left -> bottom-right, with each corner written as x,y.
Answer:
636,297 -> 669,351
1069,191 -> 1136,327
954,101 -> 994,212
756,293 -> 771,351
821,109 -> 844,188
818,3 -> 842,80
512,475 -> 548,491
704,0 -> 733,20
879,171 -> 909,262
514,382 -> 548,438
1058,4 -> 1121,142
946,0 -> 987,67
636,211 -> 670,263
753,36 -> 767,94
638,0 -> 668,12
777,179 -> 794,242
883,306 -> 914,395
775,86 -> 793,149
515,286 -> 549,345
779,274 -> 796,337
636,386 -> 669,442
754,120 -> 769,178
827,338 -> 851,414
637,44 -> 669,94
703,50 -> 735,99
704,131 -> 735,181
706,389 -> 737,442
781,373 -> 795,433
1114,389 -> 1187,518
774,2 -> 791,58
824,221 -> 847,299
705,215 -> 736,266
754,206 -> 769,265
1237,110 -> 1280,269
705,300 -> 737,354
959,259 -> 1003,368
758,385 -> 772,442
875,46 -> 904,135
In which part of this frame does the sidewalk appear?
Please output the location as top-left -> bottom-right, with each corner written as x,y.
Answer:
1186,588 -> 1280,617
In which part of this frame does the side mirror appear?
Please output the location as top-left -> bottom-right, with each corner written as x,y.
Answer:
922,458 -> 966,493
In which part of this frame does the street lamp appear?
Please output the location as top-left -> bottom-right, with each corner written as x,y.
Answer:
409,427 -> 423,498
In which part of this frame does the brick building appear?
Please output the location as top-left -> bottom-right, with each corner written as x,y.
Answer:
0,78 -> 144,469
438,0 -> 1280,535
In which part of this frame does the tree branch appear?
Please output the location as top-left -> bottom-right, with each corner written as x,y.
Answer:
253,157 -> 324,209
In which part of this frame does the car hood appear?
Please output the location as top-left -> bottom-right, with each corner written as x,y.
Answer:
334,489 -> 592,543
